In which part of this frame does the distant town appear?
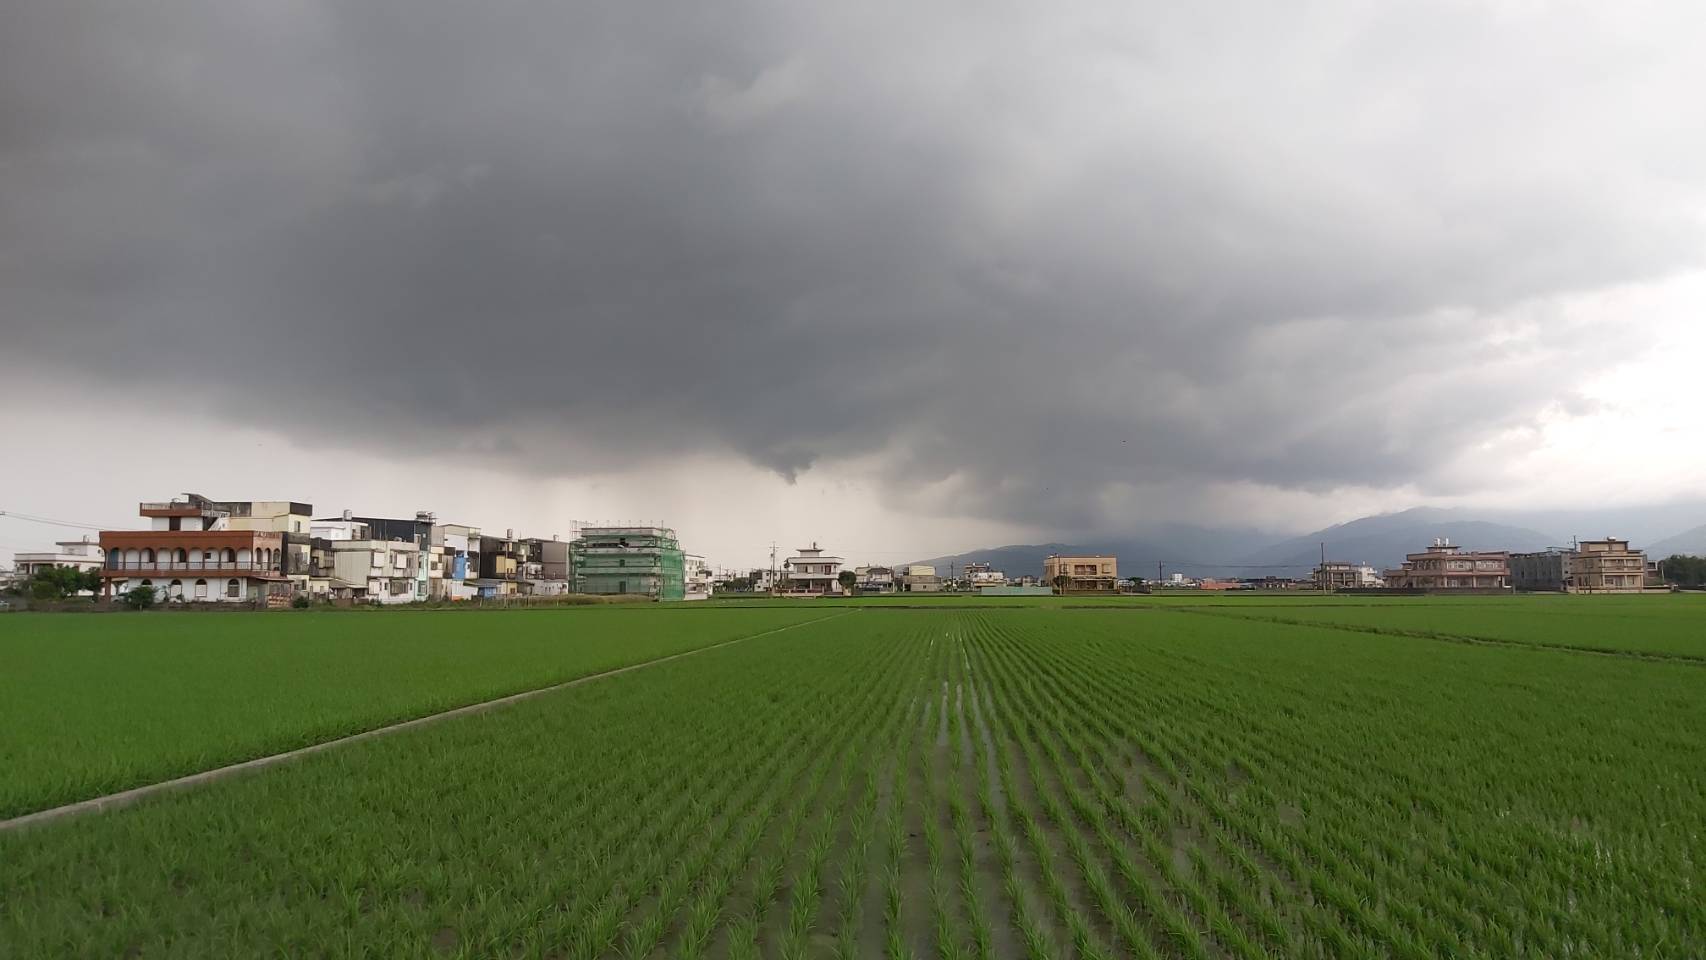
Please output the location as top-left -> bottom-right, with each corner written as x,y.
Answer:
1,493 -> 1694,608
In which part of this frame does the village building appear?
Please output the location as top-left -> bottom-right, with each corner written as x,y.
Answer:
894,563 -> 942,593
854,565 -> 898,594
572,526 -> 686,600
100,496 -> 293,604
1043,554 -> 1119,592
782,542 -> 845,596
12,538 -> 106,592
1383,539 -> 1509,591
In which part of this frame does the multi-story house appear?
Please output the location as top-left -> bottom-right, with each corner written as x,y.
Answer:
537,537 -> 572,586
515,536 -> 572,596
1384,539 -> 1509,590
326,535 -> 420,604
349,513 -> 437,602
895,564 -> 942,593
854,565 -> 897,594
1043,554 -> 1119,592
215,499 -> 315,593
100,496 -> 292,604
1568,538 -> 1648,593
783,543 -> 845,596
479,530 -> 525,598
572,526 -> 686,599
683,553 -> 713,600
965,561 -> 1009,589
1313,561 -> 1384,591
433,522 -> 482,600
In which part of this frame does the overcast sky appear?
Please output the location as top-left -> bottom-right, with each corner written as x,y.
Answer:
5,1 -> 1706,568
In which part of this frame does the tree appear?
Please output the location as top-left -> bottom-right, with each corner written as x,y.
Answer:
1053,573 -> 1069,595
838,570 -> 858,594
29,566 -> 90,600
1662,555 -> 1706,588
122,585 -> 157,610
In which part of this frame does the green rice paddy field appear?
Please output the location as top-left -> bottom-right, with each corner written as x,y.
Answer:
2,596 -> 1704,957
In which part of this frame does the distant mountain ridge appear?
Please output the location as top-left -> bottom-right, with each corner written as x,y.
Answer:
916,505 -> 1706,579
1649,524 -> 1706,559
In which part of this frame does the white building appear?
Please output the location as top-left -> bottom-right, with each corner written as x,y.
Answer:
12,538 -> 105,593
327,538 -> 421,604
684,554 -> 714,601
965,561 -> 1008,589
783,543 -> 845,596
854,565 -> 897,594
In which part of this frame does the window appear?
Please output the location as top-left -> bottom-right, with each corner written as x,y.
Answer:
194,578 -> 208,599
140,579 -> 153,588
174,548 -> 188,564
222,548 -> 237,564
226,579 -> 240,598
141,548 -> 155,564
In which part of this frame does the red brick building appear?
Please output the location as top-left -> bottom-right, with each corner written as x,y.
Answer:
101,497 -> 291,603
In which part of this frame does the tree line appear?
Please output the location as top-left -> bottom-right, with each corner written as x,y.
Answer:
1660,555 -> 1706,588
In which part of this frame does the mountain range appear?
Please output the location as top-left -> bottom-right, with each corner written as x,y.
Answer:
916,504 -> 1706,579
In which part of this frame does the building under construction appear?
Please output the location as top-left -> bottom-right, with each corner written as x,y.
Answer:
570,525 -> 685,600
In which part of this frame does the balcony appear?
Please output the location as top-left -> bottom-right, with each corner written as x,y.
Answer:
105,559 -> 280,576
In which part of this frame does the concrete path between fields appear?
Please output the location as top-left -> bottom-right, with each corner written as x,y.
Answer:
0,610 -> 854,834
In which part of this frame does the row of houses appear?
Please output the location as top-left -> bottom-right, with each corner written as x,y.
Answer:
740,550 -> 1120,596
10,494 -> 716,605
1317,537 -> 1660,593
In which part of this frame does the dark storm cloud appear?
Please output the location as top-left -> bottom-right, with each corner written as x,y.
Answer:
4,1 -> 1704,532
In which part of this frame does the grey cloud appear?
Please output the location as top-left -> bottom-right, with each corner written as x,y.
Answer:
4,0 -> 1705,535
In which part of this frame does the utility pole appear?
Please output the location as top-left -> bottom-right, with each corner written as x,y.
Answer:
1320,541 -> 1327,592
1157,561 -> 1163,586
769,542 -> 778,597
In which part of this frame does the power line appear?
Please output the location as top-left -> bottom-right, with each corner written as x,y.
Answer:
0,509 -> 133,532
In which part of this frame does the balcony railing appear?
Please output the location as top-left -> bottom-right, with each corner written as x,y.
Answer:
105,559 -> 279,574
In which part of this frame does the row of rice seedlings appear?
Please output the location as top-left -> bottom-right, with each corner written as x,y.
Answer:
725,637 -> 926,960
882,694 -> 918,960
942,631 -> 1001,960
1120,623 -> 1657,949
831,768 -> 882,960
587,632 -> 922,960
680,708 -> 864,960
976,617 -> 1298,960
552,668 -> 846,960
994,617 -> 1413,957
587,707 -> 839,959
921,716 -> 970,960
1051,702 -> 1307,958
1047,625 -> 1499,956
1017,613 -> 1627,958
1130,653 -> 1542,949
560,711 -> 796,956
780,643 -> 923,960
966,647 -> 1058,960
524,634 -> 897,953
966,620 -> 1210,960
1003,608 -> 1706,957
